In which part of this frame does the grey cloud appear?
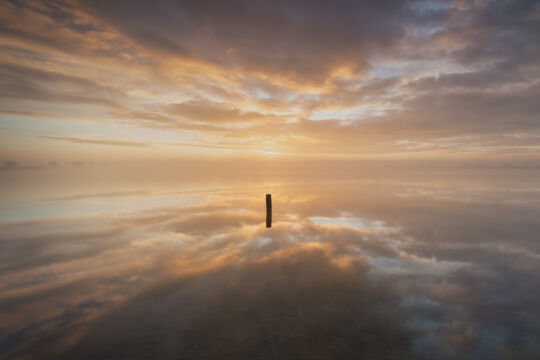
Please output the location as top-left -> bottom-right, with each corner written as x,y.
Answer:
78,0 -> 409,83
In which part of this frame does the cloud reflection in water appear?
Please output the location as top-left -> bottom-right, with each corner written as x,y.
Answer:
1,171 -> 540,359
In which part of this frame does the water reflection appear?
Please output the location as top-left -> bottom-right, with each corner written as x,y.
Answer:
1,169 -> 539,359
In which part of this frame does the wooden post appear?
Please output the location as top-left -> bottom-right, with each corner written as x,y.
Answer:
266,194 -> 272,228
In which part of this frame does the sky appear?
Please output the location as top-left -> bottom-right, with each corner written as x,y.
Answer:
1,0 -> 540,163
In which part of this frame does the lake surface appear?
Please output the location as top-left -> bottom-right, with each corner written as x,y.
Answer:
1,167 -> 539,359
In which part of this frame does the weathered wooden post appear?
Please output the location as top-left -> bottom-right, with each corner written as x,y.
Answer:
266,194 -> 272,228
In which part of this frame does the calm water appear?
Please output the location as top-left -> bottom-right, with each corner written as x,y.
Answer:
1,167 -> 540,359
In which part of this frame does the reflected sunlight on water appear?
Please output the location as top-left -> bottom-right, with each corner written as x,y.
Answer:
1,167 -> 540,359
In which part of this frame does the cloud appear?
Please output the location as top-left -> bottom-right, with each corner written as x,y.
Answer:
166,100 -> 273,124
39,136 -> 151,148
1,0 -> 540,157
45,190 -> 150,201
0,62 -> 124,108
78,0 -> 408,84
